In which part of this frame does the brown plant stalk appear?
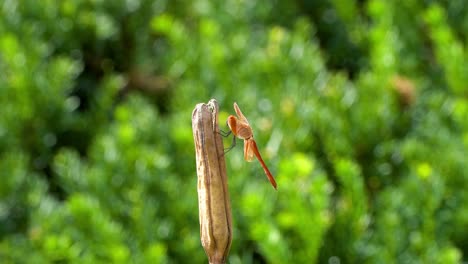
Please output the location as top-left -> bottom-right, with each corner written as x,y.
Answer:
192,99 -> 232,264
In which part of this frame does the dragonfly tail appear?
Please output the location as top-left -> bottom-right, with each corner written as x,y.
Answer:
249,140 -> 277,190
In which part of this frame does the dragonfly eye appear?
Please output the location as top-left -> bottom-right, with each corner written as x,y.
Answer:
227,116 -> 237,132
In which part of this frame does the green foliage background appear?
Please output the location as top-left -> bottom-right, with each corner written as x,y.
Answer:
1,0 -> 467,263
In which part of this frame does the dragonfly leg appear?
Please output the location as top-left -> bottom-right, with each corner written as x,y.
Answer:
218,120 -> 236,158
218,120 -> 232,137
218,133 -> 236,159
218,129 -> 232,137
224,135 -> 236,153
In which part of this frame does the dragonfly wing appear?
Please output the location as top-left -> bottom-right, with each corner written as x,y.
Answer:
233,102 -> 250,125
244,139 -> 255,162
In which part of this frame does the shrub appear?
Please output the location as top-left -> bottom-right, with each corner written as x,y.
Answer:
0,1 -> 467,263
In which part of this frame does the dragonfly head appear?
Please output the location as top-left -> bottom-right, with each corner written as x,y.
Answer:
227,115 -> 237,135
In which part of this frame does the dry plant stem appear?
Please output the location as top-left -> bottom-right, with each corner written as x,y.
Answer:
192,99 -> 232,264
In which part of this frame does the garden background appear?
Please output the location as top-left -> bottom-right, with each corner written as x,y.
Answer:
1,0 -> 468,263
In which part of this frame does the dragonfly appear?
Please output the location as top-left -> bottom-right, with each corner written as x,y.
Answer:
224,102 -> 277,190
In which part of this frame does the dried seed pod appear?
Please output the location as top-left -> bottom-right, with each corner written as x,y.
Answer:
192,99 -> 232,264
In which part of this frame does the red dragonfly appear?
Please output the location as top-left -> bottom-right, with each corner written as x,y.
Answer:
226,102 -> 277,190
